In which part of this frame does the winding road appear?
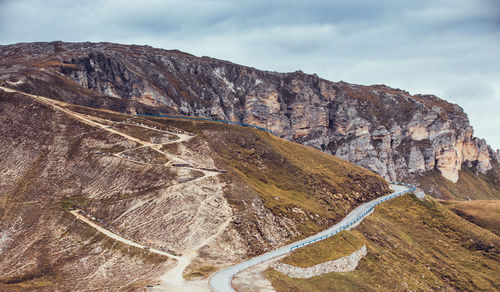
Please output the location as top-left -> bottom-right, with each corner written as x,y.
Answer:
1,86 -> 416,291
209,183 -> 413,292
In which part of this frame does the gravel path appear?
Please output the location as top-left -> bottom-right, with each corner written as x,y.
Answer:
71,210 -> 180,260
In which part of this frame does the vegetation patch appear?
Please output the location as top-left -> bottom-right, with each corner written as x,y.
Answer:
440,199 -> 500,236
280,231 -> 365,268
266,195 -> 500,291
183,265 -> 217,280
60,195 -> 94,210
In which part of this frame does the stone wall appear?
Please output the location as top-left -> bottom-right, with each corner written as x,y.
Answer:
271,245 -> 367,279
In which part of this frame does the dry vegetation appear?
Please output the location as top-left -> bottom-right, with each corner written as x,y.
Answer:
419,167 -> 500,200
440,199 -> 500,236
208,128 -> 390,234
280,231 -> 365,268
266,195 -> 500,291
32,60 -> 80,69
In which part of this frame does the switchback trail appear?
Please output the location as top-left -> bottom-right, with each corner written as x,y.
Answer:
0,86 -> 218,174
0,86 -> 225,291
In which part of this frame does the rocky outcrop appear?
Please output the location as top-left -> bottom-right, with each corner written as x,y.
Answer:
272,245 -> 367,278
0,41 -> 497,184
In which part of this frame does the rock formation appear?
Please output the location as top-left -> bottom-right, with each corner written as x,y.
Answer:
0,41 -> 498,185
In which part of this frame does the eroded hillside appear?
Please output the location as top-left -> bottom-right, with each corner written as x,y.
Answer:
0,88 -> 389,290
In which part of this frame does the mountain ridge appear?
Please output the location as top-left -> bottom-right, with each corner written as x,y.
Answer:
1,41 -> 499,199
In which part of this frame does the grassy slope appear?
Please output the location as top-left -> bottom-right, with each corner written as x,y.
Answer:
1,92 -> 391,288
441,200 -> 500,236
418,166 -> 500,200
138,115 -> 391,239
280,231 -> 365,268
266,195 -> 500,291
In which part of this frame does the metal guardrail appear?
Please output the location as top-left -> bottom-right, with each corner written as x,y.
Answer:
289,182 -> 416,251
136,112 -> 416,254
136,113 -> 278,136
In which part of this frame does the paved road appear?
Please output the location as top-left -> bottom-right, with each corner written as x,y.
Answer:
209,184 -> 410,292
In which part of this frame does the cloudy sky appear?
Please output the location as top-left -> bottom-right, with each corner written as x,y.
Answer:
1,0 -> 499,149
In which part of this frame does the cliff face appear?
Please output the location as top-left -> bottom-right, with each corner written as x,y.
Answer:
1,41 -> 498,187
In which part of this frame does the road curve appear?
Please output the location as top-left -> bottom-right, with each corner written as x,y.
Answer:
209,183 -> 413,292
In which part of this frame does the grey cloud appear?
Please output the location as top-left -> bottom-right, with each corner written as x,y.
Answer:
0,0 -> 499,149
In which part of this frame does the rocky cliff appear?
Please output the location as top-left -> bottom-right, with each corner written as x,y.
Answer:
1,41 -> 498,190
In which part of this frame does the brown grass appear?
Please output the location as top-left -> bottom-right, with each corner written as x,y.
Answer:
266,195 -> 500,291
183,265 -> 217,280
32,60 -> 79,69
204,127 -> 390,236
280,230 -> 365,267
440,200 -> 500,236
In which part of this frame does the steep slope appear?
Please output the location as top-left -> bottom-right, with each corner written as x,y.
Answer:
1,41 -> 498,199
419,166 -> 500,200
0,88 -> 389,290
0,90 -> 176,291
266,195 -> 500,291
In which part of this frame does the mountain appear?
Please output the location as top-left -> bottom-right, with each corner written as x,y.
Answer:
0,88 -> 389,290
1,42 -> 499,291
1,41 -> 498,200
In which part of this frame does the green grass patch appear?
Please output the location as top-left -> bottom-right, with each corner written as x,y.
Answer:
280,230 -> 365,268
266,195 -> 500,291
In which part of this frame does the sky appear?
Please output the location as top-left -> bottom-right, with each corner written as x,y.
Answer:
1,0 -> 499,149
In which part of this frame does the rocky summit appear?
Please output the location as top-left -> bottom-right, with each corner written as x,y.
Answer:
1,41 -> 499,198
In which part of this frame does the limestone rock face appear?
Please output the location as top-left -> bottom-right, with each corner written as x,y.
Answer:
0,41 -> 497,183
